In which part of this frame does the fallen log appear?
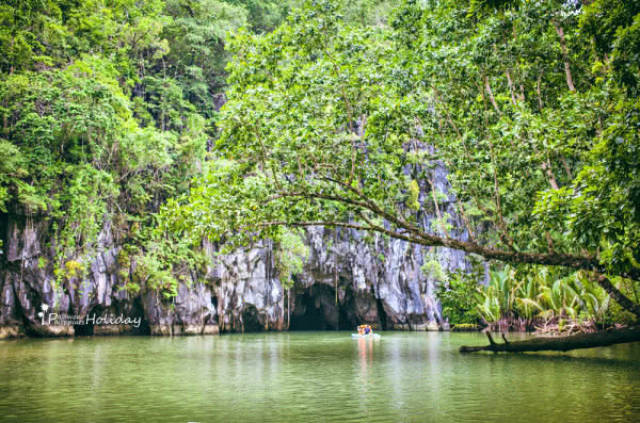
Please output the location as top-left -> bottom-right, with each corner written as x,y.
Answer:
459,327 -> 640,353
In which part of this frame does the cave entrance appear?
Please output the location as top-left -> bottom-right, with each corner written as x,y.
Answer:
289,283 -> 359,331
241,304 -> 264,332
290,284 -> 338,330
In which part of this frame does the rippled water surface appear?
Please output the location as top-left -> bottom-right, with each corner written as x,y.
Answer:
1,332 -> 639,422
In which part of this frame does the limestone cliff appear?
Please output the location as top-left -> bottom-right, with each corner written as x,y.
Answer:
0,156 -> 477,337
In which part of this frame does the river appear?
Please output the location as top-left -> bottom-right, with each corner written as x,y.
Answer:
1,332 -> 639,422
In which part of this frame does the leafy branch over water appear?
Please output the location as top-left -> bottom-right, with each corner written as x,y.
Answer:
168,0 -> 640,321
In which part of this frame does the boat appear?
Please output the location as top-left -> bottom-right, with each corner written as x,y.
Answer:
352,324 -> 380,339
351,333 -> 381,340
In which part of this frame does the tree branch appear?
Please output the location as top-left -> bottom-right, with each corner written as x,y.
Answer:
553,21 -> 576,92
596,274 -> 640,318
261,187 -> 640,284
460,327 -> 640,353
483,75 -> 502,114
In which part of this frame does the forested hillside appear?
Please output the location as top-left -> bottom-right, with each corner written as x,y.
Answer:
1,0 -> 639,340
0,0 -> 296,295
169,0 -> 640,331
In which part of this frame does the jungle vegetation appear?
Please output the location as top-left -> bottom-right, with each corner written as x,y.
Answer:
1,0 -> 639,345
436,265 -> 638,332
0,0 -> 298,295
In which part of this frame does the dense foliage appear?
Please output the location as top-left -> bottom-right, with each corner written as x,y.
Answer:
434,272 -> 481,326
0,0 -> 292,295
168,0 -> 640,318
436,264 -> 636,331
2,0 -> 639,321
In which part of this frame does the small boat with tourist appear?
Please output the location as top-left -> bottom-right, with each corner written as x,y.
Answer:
351,324 -> 381,340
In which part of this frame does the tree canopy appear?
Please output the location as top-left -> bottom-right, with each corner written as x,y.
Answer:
167,0 -> 640,314
1,0 -> 639,317
0,0 -> 292,294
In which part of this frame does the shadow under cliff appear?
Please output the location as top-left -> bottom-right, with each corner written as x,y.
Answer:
289,283 -> 384,331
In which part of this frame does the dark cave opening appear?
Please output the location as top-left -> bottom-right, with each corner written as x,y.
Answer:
376,298 -> 388,330
289,283 -> 359,331
241,304 -> 264,332
290,284 -> 337,330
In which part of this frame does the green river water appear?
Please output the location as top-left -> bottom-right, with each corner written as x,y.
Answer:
0,331 -> 639,422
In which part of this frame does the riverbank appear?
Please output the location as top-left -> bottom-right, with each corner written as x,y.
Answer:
0,322 -> 443,339
0,323 -> 221,339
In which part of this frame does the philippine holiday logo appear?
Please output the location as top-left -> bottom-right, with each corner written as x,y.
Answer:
37,303 -> 141,328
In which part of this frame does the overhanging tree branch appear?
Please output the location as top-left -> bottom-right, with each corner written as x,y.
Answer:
460,327 -> 640,353
260,188 -> 640,286
596,274 -> 640,318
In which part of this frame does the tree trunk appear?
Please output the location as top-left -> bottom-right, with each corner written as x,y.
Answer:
596,275 -> 640,318
459,328 -> 640,353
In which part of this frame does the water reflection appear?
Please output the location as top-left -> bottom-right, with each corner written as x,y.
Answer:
357,336 -> 374,375
0,332 -> 639,423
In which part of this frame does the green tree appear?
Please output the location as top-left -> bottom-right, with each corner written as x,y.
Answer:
167,0 -> 640,318
0,0 -> 291,291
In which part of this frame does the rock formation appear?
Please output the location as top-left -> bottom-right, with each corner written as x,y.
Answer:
0,153 -> 478,338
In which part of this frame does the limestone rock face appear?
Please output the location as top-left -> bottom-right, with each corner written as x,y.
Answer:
0,216 -> 218,338
214,242 -> 285,332
0,156 -> 477,337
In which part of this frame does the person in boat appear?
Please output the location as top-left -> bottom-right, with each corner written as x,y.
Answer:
357,324 -> 373,335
